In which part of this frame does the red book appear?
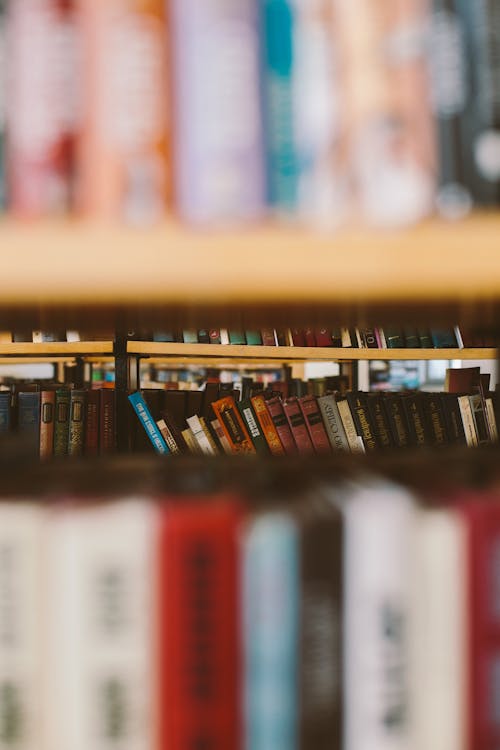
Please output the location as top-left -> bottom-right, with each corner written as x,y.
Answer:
261,328 -> 277,346
304,327 -> 316,347
290,328 -> 306,347
282,397 -> 314,454
265,396 -> 297,455
209,329 -> 221,344
99,388 -> 115,454
158,498 -> 242,750
314,328 -> 333,347
299,395 -> 332,454
457,494 -> 500,750
84,389 -> 100,456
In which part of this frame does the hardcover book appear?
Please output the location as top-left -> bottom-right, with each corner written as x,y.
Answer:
128,391 -> 169,454
99,389 -> 116,455
282,398 -> 314,454
250,394 -> 285,456
265,396 -> 297,455
298,395 -> 331,454
346,392 -> 378,451
211,396 -> 256,454
39,389 -> 56,460
171,0 -> 264,223
0,390 -> 11,434
237,398 -> 270,454
53,387 -> 70,457
84,389 -> 99,456
68,389 -> 86,457
317,394 -> 350,451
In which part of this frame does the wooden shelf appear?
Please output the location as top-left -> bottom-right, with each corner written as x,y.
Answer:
0,342 -> 113,356
1,214 -> 499,307
128,342 -> 497,362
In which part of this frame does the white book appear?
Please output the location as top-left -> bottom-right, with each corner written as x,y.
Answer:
342,480 -> 417,750
186,415 -> 216,455
337,399 -> 365,454
341,327 -> 352,348
458,395 -> 478,447
485,397 -> 498,442
412,508 -> 467,750
43,499 -> 157,750
0,503 -> 45,750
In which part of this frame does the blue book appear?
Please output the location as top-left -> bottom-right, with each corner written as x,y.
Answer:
128,392 -> 170,455
0,391 -> 10,433
260,0 -> 298,212
243,512 -> 299,750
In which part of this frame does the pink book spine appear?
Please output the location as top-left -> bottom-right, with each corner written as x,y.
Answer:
265,396 -> 297,456
282,397 -> 314,455
7,0 -> 78,216
76,0 -> 170,223
299,395 -> 332,455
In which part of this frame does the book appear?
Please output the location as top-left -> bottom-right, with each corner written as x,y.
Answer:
68,389 -> 86,457
7,0 -> 77,216
365,393 -> 393,449
182,329 -> 198,344
383,394 -> 411,448
401,393 -> 431,447
0,390 -> 11,434
228,330 -> 246,345
157,418 -> 181,454
84,389 -> 99,457
181,426 -> 200,454
237,398 -> 269,455
336,398 -> 366,453
424,393 -> 449,447
430,328 -> 459,348
361,328 -> 379,348
44,499 -> 157,750
304,327 -> 316,347
298,395 -> 331,454
209,329 -> 221,344
314,328 -> 333,347
0,502 -> 45,750
265,396 -> 297,455
242,511 -> 299,750
39,389 -> 55,460
317,394 -> 350,451
197,329 -> 210,344
261,328 -> 277,346
77,0 -> 170,223
170,0 -> 264,223
99,389 -> 116,455
250,394 -> 285,456
17,391 -> 41,456
440,393 -> 467,446
53,388 -> 70,457
159,499 -> 242,750
211,396 -> 256,454
290,329 -> 306,347
210,417 -> 233,455
128,391 -> 169,454
245,330 -> 262,346
457,394 -> 478,447
186,414 -> 217,455
283,398 -> 314,454
346,392 -> 378,451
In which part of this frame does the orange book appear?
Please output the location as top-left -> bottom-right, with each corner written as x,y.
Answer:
77,0 -> 171,222
211,397 -> 256,455
250,393 -> 285,457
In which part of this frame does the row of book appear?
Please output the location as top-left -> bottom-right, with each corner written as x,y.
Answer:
3,454 -> 500,750
130,366 -> 499,456
0,0 -> 498,226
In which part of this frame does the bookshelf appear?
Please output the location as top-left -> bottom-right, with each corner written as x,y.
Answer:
0,213 -> 499,310
0,342 -> 113,357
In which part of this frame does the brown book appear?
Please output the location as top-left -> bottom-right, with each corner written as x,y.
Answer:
282,398 -> 314,455
39,390 -> 55,460
265,396 -> 297,455
250,394 -> 285,456
85,389 -> 100,457
68,390 -> 87,457
99,389 -> 115,455
299,395 -> 332,454
314,328 -> 333,347
261,328 -> 277,346
211,397 -> 256,454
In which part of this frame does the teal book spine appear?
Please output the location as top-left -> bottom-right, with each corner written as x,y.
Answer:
243,512 -> 299,750
128,392 -> 169,455
260,0 -> 298,212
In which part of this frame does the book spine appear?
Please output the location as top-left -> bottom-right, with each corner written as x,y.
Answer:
77,0 -> 170,222
336,398 -> 366,453
68,389 -> 86,457
242,512 -> 299,750
43,500 -> 156,750
314,328 -> 333,347
7,0 -> 77,216
197,329 -> 210,344
383,395 -> 410,448
186,414 -> 217,455
157,418 -> 181,454
425,393 -> 449,447
99,390 -> 116,455
182,329 -> 198,344
128,391 -> 169,454
298,395 -> 332,454
53,388 -> 70,456
245,330 -> 262,345
458,394 -> 478,447
237,399 -> 270,454
211,396 -> 256,454
361,328 -> 379,348
265,396 -> 298,455
40,390 -> 56,460
181,427 -> 200,454
0,0 -> 5,210
485,397 -> 498,442
317,394 -> 350,451
0,391 -> 11,433
402,394 -> 430,447
250,394 -> 286,456
440,393 -> 467,445
84,389 -> 99,456
468,393 -> 490,446
283,398 -> 314,454
366,394 -> 393,449
290,329 -> 305,347
430,328 -> 458,348
260,0 -> 298,212
160,500 -> 242,750
171,0 -> 264,223
383,327 -> 404,348
346,393 -> 378,451
228,330 -> 246,345
17,392 -> 41,456
0,504 -> 44,750
261,328 -> 277,346
209,328 -> 222,344
344,482 -> 416,750
210,417 -> 233,455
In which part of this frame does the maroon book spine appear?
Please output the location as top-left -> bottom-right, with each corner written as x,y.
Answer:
314,328 -> 333,347
282,397 -> 314,455
261,328 -> 277,346
290,328 -> 306,347
85,389 -> 100,456
304,327 -> 316,347
299,395 -> 332,454
265,396 -> 297,455
99,389 -> 115,455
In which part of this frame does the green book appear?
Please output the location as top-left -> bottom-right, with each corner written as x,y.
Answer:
54,388 -> 71,456
245,330 -> 262,345
229,330 -> 246,345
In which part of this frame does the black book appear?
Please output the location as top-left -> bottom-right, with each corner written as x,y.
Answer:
400,393 -> 432,447
345,392 -> 378,451
403,327 -> 421,348
186,390 -> 204,421
383,394 -> 411,448
366,394 -> 393,449
163,390 -> 187,430
423,392 -> 449,447
440,393 -> 467,445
